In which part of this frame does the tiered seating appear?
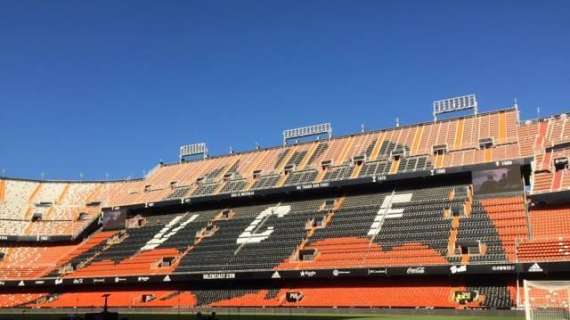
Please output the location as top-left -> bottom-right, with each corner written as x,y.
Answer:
283,170 -> 317,186
6,107 -> 570,311
373,186 -> 456,257
0,244 -> 79,279
41,290 -> 196,308
532,167 -> 553,193
0,180 -> 37,219
397,156 -> 432,173
175,204 -> 268,273
230,199 -> 321,270
219,179 -> 247,193
0,293 -> 45,308
465,284 -> 514,309
0,231 -> 116,280
195,288 -> 278,307
279,193 -> 385,269
280,185 -> 474,269
0,220 -> 28,235
25,282 -> 515,309
478,196 -> 528,261
250,174 -> 280,190
285,150 -> 308,168
518,239 -> 570,262
192,182 -> 220,196
45,231 -> 117,277
203,282 -> 514,309
0,179 -> 38,235
359,160 -> 391,177
529,205 -> 570,239
0,183 -> 532,281
517,205 -> 570,262
518,120 -> 539,157
164,186 -> 191,199
457,199 -> 507,263
39,284 -> 509,309
125,109 -> 565,201
531,146 -> 570,193
107,109 -> 526,207
0,179 -> 105,238
525,114 -> 570,194
278,285 -> 457,308
176,199 -> 322,272
157,210 -> 218,251
67,213 -> 196,277
546,114 -> 570,147
322,165 -> 353,181
306,142 -> 328,165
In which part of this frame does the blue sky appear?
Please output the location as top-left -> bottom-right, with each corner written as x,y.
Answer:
1,1 -> 569,180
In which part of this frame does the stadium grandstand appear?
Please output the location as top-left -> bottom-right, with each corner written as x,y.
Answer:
0,96 -> 570,319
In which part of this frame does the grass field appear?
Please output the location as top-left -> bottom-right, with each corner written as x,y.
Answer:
0,312 -> 525,320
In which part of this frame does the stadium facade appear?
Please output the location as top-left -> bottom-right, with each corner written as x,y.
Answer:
0,102 -> 569,310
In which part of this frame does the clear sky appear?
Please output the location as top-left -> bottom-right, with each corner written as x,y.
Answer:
0,1 -> 569,180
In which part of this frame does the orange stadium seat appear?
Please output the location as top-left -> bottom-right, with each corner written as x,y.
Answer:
1,108 -> 570,312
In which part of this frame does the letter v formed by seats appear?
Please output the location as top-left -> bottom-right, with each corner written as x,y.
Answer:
141,214 -> 199,251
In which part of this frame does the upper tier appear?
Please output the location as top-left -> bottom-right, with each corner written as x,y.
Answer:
1,108 -> 569,215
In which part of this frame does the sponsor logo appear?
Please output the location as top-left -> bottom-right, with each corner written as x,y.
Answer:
271,271 -> 281,279
18,281 -> 25,287
298,182 -> 330,190
73,279 -> 83,284
137,276 -> 150,282
286,291 -> 304,302
202,273 -> 236,280
528,263 -> 543,273
450,265 -> 467,274
93,278 -> 106,284
34,280 -> 45,285
231,191 -> 254,197
0,236 -> 8,240
454,290 -> 478,304
491,265 -> 515,272
0,281 -> 5,286
163,275 -> 172,282
406,267 -> 425,275
114,277 -> 126,283
300,270 -> 317,278
54,278 -> 63,285
332,269 -> 350,277
374,175 -> 387,182
368,269 -> 388,275
289,292 -> 302,299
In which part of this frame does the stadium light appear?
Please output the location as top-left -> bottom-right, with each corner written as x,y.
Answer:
179,143 -> 208,162
433,94 -> 478,121
283,123 -> 332,145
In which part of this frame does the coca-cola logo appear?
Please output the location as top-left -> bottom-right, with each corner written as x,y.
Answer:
406,267 -> 425,274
